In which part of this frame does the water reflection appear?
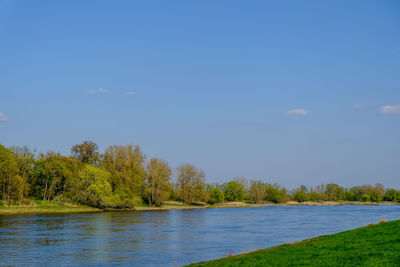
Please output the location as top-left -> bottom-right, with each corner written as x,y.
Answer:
0,205 -> 399,266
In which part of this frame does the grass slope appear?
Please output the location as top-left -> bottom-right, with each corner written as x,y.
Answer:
188,220 -> 400,267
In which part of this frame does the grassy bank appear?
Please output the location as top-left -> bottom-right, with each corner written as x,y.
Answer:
188,219 -> 400,266
0,200 -> 101,215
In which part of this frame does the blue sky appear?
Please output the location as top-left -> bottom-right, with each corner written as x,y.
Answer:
1,0 -> 399,188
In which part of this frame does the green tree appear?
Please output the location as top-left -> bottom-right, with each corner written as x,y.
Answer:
145,158 -> 172,206
249,180 -> 266,203
208,186 -> 224,204
72,165 -> 114,208
383,189 -> 400,202
101,145 -> 146,199
325,183 -> 343,201
370,183 -> 385,202
233,177 -> 250,200
344,188 -> 357,201
360,194 -> 370,202
348,186 -> 363,201
32,152 -> 75,201
0,145 -> 26,202
308,188 -> 320,201
10,146 -> 35,199
265,183 -> 282,203
221,181 -> 245,202
292,185 -> 310,202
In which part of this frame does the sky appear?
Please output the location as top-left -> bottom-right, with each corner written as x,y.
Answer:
0,0 -> 399,188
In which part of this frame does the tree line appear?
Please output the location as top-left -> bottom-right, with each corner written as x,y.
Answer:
0,141 -> 399,208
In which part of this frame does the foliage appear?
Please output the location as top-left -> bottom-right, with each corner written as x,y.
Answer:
383,189 -> 400,202
100,144 -> 146,196
208,187 -> 224,204
71,140 -> 99,164
249,180 -> 266,203
232,177 -> 250,199
0,145 -> 27,202
71,165 -> 114,208
145,158 -> 172,206
265,183 -> 284,203
292,185 -> 310,202
324,183 -> 343,201
31,152 -> 76,201
360,194 -> 370,202
221,181 -> 245,202
1,141 -> 400,209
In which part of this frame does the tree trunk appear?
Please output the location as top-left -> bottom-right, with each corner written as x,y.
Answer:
43,182 -> 48,200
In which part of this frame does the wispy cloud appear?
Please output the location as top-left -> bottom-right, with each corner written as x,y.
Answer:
379,105 -> 400,114
86,89 -> 97,95
353,103 -> 365,110
284,108 -> 309,116
85,88 -> 106,95
125,91 -> 136,96
0,112 -> 8,122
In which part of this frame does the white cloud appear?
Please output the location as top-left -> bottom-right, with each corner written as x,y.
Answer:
125,91 -> 136,96
379,105 -> 400,114
85,88 -> 106,95
86,89 -> 97,95
284,108 -> 309,116
353,103 -> 365,110
0,112 -> 8,122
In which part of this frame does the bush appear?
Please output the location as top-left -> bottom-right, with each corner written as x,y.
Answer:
360,194 -> 370,202
265,185 -> 281,203
72,165 -> 114,208
208,187 -> 224,204
114,185 -> 142,207
221,181 -> 245,202
369,191 -> 381,202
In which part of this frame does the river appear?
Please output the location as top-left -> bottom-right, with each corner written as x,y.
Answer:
0,205 -> 399,266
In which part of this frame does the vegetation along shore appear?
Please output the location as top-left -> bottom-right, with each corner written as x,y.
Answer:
1,199 -> 396,215
1,141 -> 400,214
187,219 -> 400,266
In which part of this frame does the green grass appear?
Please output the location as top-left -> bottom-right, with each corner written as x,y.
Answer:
0,199 -> 101,215
187,220 -> 400,267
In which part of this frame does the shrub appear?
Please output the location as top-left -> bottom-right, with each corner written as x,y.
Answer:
221,181 -> 245,202
208,187 -> 224,204
265,185 -> 281,203
360,194 -> 370,202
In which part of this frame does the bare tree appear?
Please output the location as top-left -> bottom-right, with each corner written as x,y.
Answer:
176,164 -> 205,204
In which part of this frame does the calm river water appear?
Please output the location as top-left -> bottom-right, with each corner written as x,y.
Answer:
0,205 -> 399,266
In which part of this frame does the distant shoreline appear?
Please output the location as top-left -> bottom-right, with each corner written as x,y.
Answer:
1,200 -> 397,215
134,200 -> 398,211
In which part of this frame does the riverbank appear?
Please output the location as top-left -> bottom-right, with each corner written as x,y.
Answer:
0,200 -> 101,215
0,200 -> 397,215
210,200 -> 397,208
187,219 -> 400,266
